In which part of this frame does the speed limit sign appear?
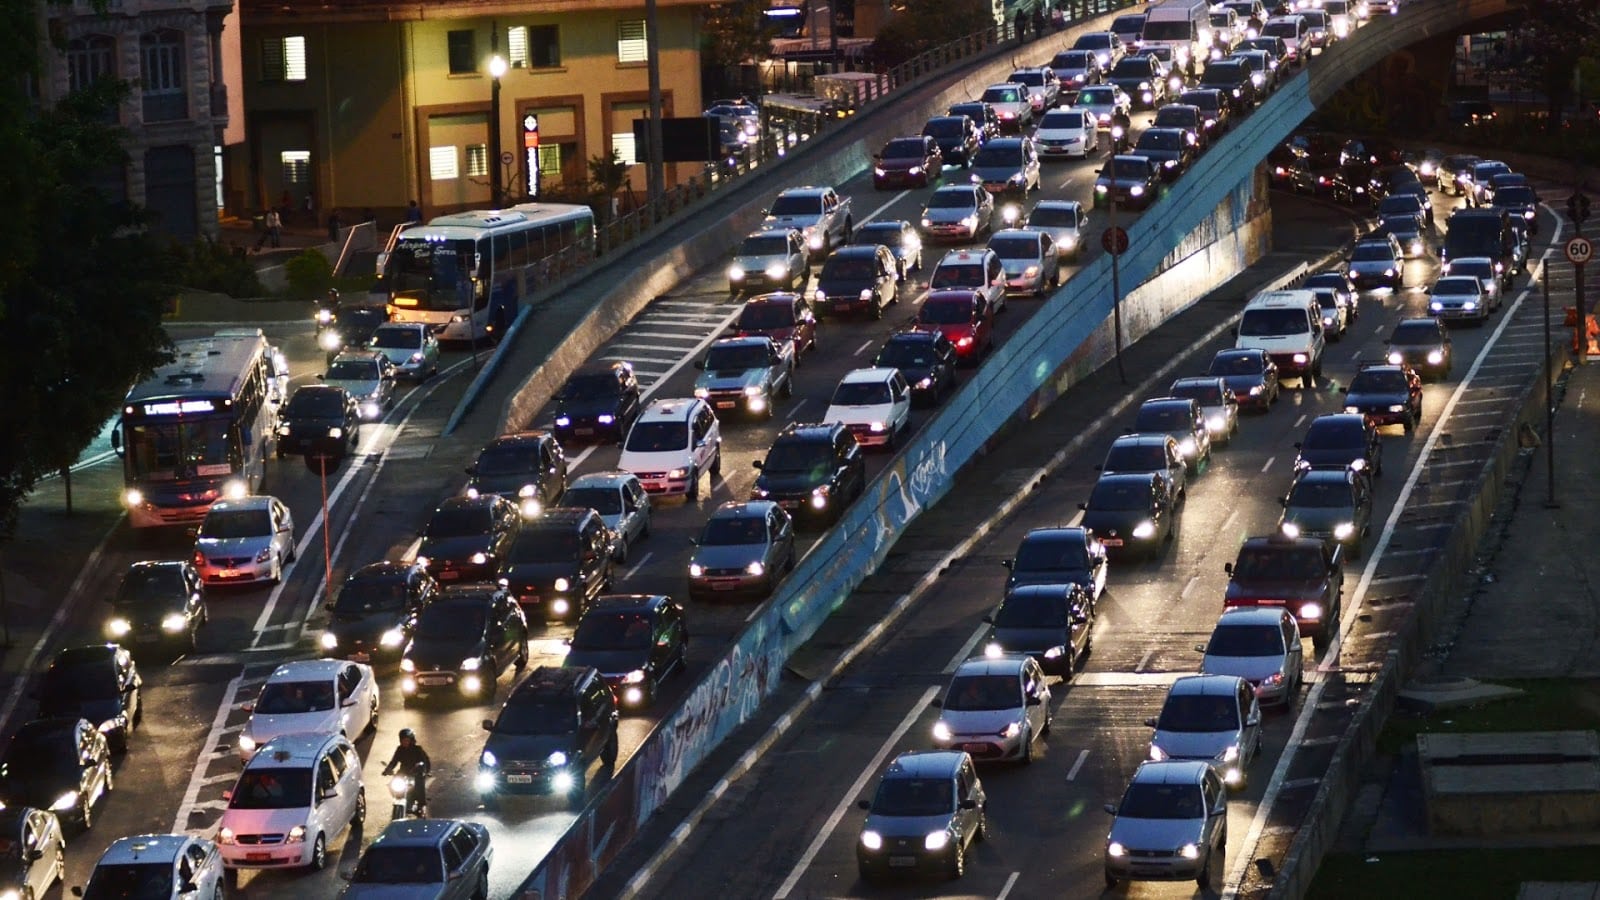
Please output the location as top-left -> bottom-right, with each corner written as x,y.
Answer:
1567,236 -> 1594,266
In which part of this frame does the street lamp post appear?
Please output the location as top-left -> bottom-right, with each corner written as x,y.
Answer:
488,53 -> 508,209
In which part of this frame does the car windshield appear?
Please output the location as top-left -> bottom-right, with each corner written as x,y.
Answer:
1135,405 -> 1189,431
1349,370 -> 1408,393
1451,261 -> 1493,280
1232,547 -> 1326,580
994,591 -> 1070,627
1103,443 -> 1167,472
737,302 -> 797,330
625,422 -> 686,453
1304,419 -> 1364,448
199,508 -> 271,540
1088,479 -> 1151,511
228,768 -> 312,809
562,486 -> 621,515
1041,111 -> 1087,131
1110,158 -> 1150,179
1495,186 -> 1535,205
573,612 -> 655,651
920,297 -> 975,324
353,846 -> 444,885
972,144 -> 1020,167
335,308 -> 386,331
1170,382 -> 1223,404
831,381 -> 892,406
882,138 -> 927,159
981,87 -> 1021,104
855,224 -> 908,247
1263,21 -> 1299,38
930,263 -> 983,288
474,445 -> 538,478
1075,33 -> 1113,50
739,234 -> 791,256
1053,51 -> 1094,68
285,389 -> 345,418
327,359 -> 380,380
1208,353 -> 1263,375
1202,63 -> 1246,84
876,339 -> 941,368
821,258 -> 876,281
761,440 -> 832,475
507,528 -> 580,564
1238,308 -> 1309,336
1378,197 -> 1416,215
4,731 -> 84,775
1181,92 -> 1222,112
1288,478 -> 1352,508
705,344 -> 771,371
493,699 -> 576,735
1010,70 -> 1045,86
424,506 -> 491,538
256,679 -> 335,714
332,576 -> 407,614
1351,242 -> 1397,262
1434,277 -> 1480,295
922,118 -> 963,138
700,515 -> 767,546
1026,206 -> 1080,228
872,777 -> 952,816
414,602 -> 487,641
944,674 -> 1020,711
41,662 -> 118,702
1118,782 -> 1206,819
81,863 -> 175,899
1316,291 -> 1338,311
768,195 -> 820,217
1014,536 -> 1089,573
1208,624 -> 1284,657
1305,275 -> 1346,292
1078,86 -> 1115,105
1154,108 -> 1197,127
926,190 -> 976,210
370,327 -> 421,349
1158,693 -> 1241,732
114,567 -> 186,608
988,235 -> 1040,260
1110,59 -> 1150,78
1390,321 -> 1441,345
561,373 -> 622,401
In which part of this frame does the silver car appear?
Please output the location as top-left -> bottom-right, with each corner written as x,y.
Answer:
1198,607 -> 1303,707
919,185 -> 994,242
1022,200 -> 1090,262
931,655 -> 1052,763
728,228 -> 808,296
321,350 -> 396,421
368,322 -> 440,380
342,818 -> 492,899
687,500 -> 796,601
1167,377 -> 1239,444
562,471 -> 653,563
1428,274 -> 1489,323
987,229 -> 1059,297
1103,760 -> 1229,889
192,495 -> 296,585
856,750 -> 986,882
1443,256 -> 1502,311
1145,674 -> 1262,787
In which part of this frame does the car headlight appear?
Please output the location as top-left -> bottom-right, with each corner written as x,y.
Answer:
470,552 -> 488,565
414,555 -> 431,569
285,825 -> 306,844
1281,522 -> 1301,538
667,467 -> 689,480
1177,437 -> 1197,457
254,548 -> 272,563
1427,350 -> 1444,364
217,827 -> 236,844
1108,841 -> 1127,857
1464,301 -> 1478,311
1149,744 -> 1169,761
688,563 -> 705,578
746,561 -> 766,576
807,232 -> 824,250
933,721 -> 953,741
409,351 -> 425,363
1164,159 -> 1179,169
985,642 -> 1004,659
123,488 -> 144,508
1181,842 -> 1202,860
1129,185 -> 1145,196
50,791 -> 78,812
1300,602 -> 1324,620
868,421 -> 886,433
693,387 -> 710,399
151,611 -> 184,634
107,617 -> 131,638
915,376 -> 933,389
924,831 -> 950,851
1221,744 -> 1240,763
1334,522 -> 1355,540
1023,265 -> 1040,278
1383,268 -> 1396,278
1002,721 -> 1022,739
1387,351 -> 1403,365
1430,302 -> 1444,312
554,415 -> 572,427
238,733 -> 257,754
765,262 -> 786,279
1132,520 -> 1156,539
861,830 -> 884,850
328,427 -> 344,440
1292,353 -> 1308,364
1096,184 -> 1109,194
873,166 -> 886,176
547,750 -> 569,767
921,217 -> 933,228
319,332 -> 343,351
1043,645 -> 1066,659
1206,414 -> 1225,433
460,656 -> 482,671
622,669 -> 647,685
223,479 -> 247,500
399,658 -> 415,672
1249,385 -> 1263,396
1388,404 -> 1407,413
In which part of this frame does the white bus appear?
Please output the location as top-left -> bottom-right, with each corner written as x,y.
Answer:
378,203 -> 597,344
1141,0 -> 1213,67
113,330 -> 287,528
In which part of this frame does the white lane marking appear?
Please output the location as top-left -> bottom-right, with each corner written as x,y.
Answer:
854,339 -> 875,356
858,189 -> 913,228
568,445 -> 597,472
997,871 -> 1022,900
623,551 -> 655,580
1294,413 -> 1307,427
945,622 -> 991,673
1220,509 -> 1237,532
171,671 -> 244,832
1066,749 -> 1090,781
1180,575 -> 1200,600
1135,649 -> 1155,672
771,685 -> 940,900
1224,253 -> 1557,897
788,399 -> 807,418
1260,456 -> 1275,473
637,307 -> 749,407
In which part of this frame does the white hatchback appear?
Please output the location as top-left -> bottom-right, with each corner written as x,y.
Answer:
822,368 -> 912,449
218,733 -> 366,876
617,398 -> 723,500
237,659 -> 379,761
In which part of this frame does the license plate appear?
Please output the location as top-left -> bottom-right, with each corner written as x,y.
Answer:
778,500 -> 799,509
506,774 -> 533,784
889,856 -> 918,868
715,401 -> 736,410
1101,538 -> 1124,547
135,634 -> 160,643
350,652 -> 370,663
220,569 -> 240,579
575,428 -> 594,436
246,852 -> 272,862
713,582 -> 736,591
964,742 -> 990,753
438,570 -> 459,581
418,675 -> 450,686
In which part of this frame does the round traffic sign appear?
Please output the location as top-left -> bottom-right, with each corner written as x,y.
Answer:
1102,226 -> 1130,256
1567,236 -> 1594,266
500,151 -> 515,166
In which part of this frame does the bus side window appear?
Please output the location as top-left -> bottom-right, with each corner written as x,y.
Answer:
508,230 -> 528,268
493,234 -> 510,270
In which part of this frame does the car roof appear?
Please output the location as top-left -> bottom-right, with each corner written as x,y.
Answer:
1240,533 -> 1325,552
883,750 -> 966,779
1139,397 -> 1195,411
1109,432 -> 1175,447
1308,412 -> 1367,429
1170,376 -> 1226,389
1168,673 -> 1246,697
568,470 -> 640,490
291,384 -> 347,398
776,186 -> 829,197
708,500 -> 778,520
827,245 -> 881,260
744,291 -> 803,305
1215,606 -> 1291,628
937,248 -> 995,265
1131,759 -> 1212,785
637,398 -> 702,423
99,834 -> 201,865
775,422 -> 843,442
125,559 -> 192,577
521,507 -> 596,529
52,644 -> 120,667
370,818 -> 456,847
1095,472 -> 1161,488
1292,467 -> 1357,487
570,360 -> 633,378
346,560 -> 416,582
1246,289 -> 1316,309
207,496 -> 276,513
710,335 -> 774,349
953,655 -> 1028,678
483,431 -> 552,450
267,659 -> 345,681
435,494 -> 504,512
330,349 -> 385,363
1020,526 -> 1089,543
585,594 -> 672,616
839,367 -> 898,385
510,665 -> 590,700
246,732 -> 344,768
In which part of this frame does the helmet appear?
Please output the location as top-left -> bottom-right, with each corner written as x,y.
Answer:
399,728 -> 416,742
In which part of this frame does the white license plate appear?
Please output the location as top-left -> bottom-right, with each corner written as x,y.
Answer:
418,675 -> 451,686
246,852 -> 272,862
506,774 -> 533,784
778,500 -> 799,509
716,401 -> 736,410
963,742 -> 990,753
1101,538 -> 1124,547
888,856 -> 918,868
575,428 -> 594,436
350,652 -> 370,663
713,582 -> 736,591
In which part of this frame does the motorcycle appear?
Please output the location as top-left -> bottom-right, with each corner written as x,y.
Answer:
388,770 -> 427,820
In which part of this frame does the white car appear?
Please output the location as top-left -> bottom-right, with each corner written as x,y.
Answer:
218,732 -> 366,875
979,82 -> 1034,131
1443,256 -> 1502,311
1427,274 -> 1490,323
931,655 -> 1052,763
237,659 -> 378,761
822,368 -> 912,449
192,496 -> 296,586
1199,607 -> 1303,708
562,470 -> 653,563
617,398 -> 723,499
368,322 -> 440,380
1035,108 -> 1099,159
1075,84 -> 1133,129
81,833 -> 226,899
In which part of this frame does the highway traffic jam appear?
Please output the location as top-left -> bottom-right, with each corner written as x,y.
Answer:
2,1 -> 1554,898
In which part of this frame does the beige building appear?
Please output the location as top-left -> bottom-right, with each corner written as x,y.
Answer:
42,0 -> 236,241
231,0 -> 713,224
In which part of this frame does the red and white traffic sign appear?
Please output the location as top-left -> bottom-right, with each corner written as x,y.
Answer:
1567,236 -> 1594,266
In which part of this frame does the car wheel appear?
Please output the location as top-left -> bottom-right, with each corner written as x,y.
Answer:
711,449 -> 723,478
353,787 -> 367,825
1196,853 -> 1213,889
602,732 -> 620,767
78,794 -> 92,832
1021,726 -> 1034,765
307,833 -> 327,871
686,467 -> 701,500
947,841 -> 966,880
516,635 -> 530,671
1105,871 -> 1119,888
52,842 -> 65,887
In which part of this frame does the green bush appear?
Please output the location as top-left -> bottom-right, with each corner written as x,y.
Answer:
170,237 -> 264,297
284,249 -> 334,299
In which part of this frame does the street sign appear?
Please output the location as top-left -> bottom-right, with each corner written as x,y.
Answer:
1102,226 -> 1129,255
500,151 -> 514,167
1568,191 -> 1591,226
1566,236 -> 1594,266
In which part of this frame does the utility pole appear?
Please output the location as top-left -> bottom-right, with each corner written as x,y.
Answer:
645,0 -> 665,210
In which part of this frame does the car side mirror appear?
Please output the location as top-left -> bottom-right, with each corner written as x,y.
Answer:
1073,613 -> 1090,625
321,788 -> 339,801
931,697 -> 943,708
73,888 -> 84,898
1103,803 -> 1118,815
1230,327 -> 1239,337
1144,716 -> 1158,728
1247,710 -> 1262,727
1026,695 -> 1042,706
1224,562 -> 1234,575
1077,502 -> 1087,511
858,799 -> 872,810
1279,498 -> 1288,508
481,718 -> 495,732
693,360 -> 705,370
25,848 -> 42,862
316,374 -> 325,380
1338,386 -> 1348,393
1293,442 -> 1302,449
241,701 -> 255,713
222,790 -> 232,802
1195,643 -> 1207,654
960,799 -> 978,810
342,696 -> 357,707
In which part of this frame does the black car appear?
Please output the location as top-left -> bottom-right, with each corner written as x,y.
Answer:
1206,348 -> 1280,410
321,561 -> 437,665
34,645 -> 141,754
1197,59 -> 1257,113
1002,526 -> 1108,603
564,594 -> 688,709
552,361 -> 642,445
1342,361 -> 1423,432
751,423 -> 867,525
1107,55 -> 1167,109
400,584 -> 529,705
319,305 -> 389,361
477,666 -> 619,808
946,101 -> 1001,142
1094,154 -> 1162,211
1133,128 -> 1194,181
1098,433 -> 1187,507
874,330 -> 959,406
1279,467 -> 1373,558
275,384 -> 361,459
0,718 -> 112,830
1304,271 -> 1357,314
814,245 -> 898,319
921,115 -> 982,168
104,560 -> 207,655
416,494 -> 522,584
1294,413 -> 1382,476
1152,104 -> 1207,151
851,220 -> 924,281
465,431 -> 569,516
1177,88 -> 1230,137
1386,317 -> 1453,380
1079,473 -> 1176,560
497,507 -> 615,623
982,583 -> 1095,677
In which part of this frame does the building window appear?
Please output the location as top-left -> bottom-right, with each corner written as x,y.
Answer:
617,20 -> 646,64
67,34 -> 115,93
538,144 -> 561,178
531,25 -> 560,68
611,132 -> 637,167
140,30 -> 187,122
447,30 -> 477,75
507,26 -> 527,67
430,146 -> 459,180
260,35 -> 307,82
466,144 -> 488,177
280,150 -> 310,187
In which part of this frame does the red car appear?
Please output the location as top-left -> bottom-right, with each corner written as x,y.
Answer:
911,290 -> 993,364
873,135 -> 943,189
734,292 -> 818,360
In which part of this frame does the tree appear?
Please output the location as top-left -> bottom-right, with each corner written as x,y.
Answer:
702,0 -> 776,70
1512,0 -> 1600,133
588,149 -> 631,224
870,0 -> 995,68
0,8 -> 178,537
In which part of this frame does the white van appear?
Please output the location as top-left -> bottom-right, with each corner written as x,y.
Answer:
1262,14 -> 1309,62
1141,0 -> 1212,67
1234,289 -> 1325,385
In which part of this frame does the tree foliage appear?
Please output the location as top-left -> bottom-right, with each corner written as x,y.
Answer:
701,0 -> 777,69
870,0 -> 996,68
0,4 -> 178,538
1512,0 -> 1600,131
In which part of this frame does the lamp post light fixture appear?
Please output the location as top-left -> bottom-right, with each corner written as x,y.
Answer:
488,53 -> 508,208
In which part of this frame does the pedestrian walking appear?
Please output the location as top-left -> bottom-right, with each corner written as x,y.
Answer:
265,209 -> 282,248
405,200 -> 424,224
1032,5 -> 1045,39
327,209 -> 342,242
1015,9 -> 1027,43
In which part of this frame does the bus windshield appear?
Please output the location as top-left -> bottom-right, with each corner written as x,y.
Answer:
385,238 -> 477,310
123,418 -> 236,481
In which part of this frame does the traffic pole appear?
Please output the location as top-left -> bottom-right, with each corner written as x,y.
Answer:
1110,190 -> 1126,385
1543,265 -> 1557,509
317,452 -> 333,606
